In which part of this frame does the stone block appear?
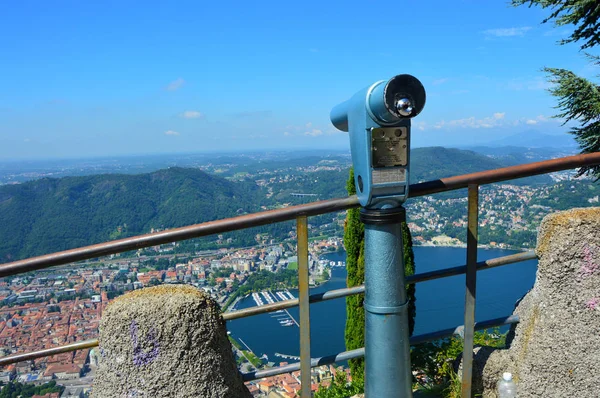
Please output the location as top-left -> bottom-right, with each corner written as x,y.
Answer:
473,208 -> 600,397
92,285 -> 251,398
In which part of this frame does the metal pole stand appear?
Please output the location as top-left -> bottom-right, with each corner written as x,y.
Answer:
361,207 -> 412,397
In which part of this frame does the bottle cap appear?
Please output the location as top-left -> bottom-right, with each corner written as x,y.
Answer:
503,372 -> 512,381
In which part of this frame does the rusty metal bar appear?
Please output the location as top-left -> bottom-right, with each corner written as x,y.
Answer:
242,314 -> 519,382
0,312 -> 520,371
0,251 -> 533,368
0,248 -> 532,368
462,184 -> 479,398
297,216 -> 312,398
411,314 -> 519,346
409,151 -> 600,197
0,196 -> 358,278
406,250 -> 536,283
0,339 -> 99,367
224,297 -> 300,321
0,152 -> 595,381
223,285 -> 366,321
0,247 -> 531,368
224,251 -> 535,321
2,151 -> 599,277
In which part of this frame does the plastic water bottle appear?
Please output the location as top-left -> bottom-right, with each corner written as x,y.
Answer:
497,372 -> 517,398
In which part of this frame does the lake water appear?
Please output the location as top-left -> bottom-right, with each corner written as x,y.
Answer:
226,247 -> 537,362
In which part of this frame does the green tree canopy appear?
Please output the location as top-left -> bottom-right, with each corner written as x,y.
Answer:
513,0 -> 599,49
514,0 -> 600,177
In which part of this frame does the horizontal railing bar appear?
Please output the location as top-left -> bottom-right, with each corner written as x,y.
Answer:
242,315 -> 520,381
0,253 -> 533,368
223,286 -> 365,321
0,314 -> 519,369
245,348 -> 366,382
1,152 -> 598,278
0,248 -> 529,367
225,252 -> 535,320
223,298 -> 299,321
411,314 -> 519,345
0,339 -> 98,367
0,197 -> 358,278
409,151 -> 600,197
406,250 -> 537,284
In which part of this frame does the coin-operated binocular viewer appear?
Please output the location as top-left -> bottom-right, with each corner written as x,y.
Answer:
331,74 -> 426,397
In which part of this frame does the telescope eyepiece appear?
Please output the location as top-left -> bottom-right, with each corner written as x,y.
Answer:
395,98 -> 413,117
330,73 -> 426,132
365,74 -> 426,126
382,74 -> 426,120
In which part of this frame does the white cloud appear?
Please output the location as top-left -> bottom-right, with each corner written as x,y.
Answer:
285,123 -> 344,136
524,115 -> 550,125
181,110 -> 203,119
164,130 -> 180,136
414,121 -> 427,131
429,112 -> 507,130
304,129 -> 323,137
483,27 -> 532,37
432,78 -> 449,85
409,113 -> 556,132
166,78 -> 185,91
24,138 -> 31,142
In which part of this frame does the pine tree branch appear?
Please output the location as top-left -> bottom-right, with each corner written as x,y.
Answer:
512,0 -> 600,49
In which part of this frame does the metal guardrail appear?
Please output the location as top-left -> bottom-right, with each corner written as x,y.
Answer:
0,151 -> 598,397
242,315 -> 520,382
0,251 -> 535,367
2,152 -> 598,278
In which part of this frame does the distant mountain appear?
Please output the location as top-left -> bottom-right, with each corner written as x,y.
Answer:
0,147 -> 553,262
0,168 -> 264,262
465,146 -> 579,164
480,130 -> 577,149
410,147 -> 551,185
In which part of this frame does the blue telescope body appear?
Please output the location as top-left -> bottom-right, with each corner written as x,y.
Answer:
330,74 -> 426,209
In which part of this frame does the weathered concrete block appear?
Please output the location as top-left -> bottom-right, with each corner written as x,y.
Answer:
474,207 -> 600,397
92,285 -> 251,398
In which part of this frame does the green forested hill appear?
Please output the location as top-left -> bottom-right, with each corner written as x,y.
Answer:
278,147 -> 551,204
0,147 -> 554,262
410,147 -> 550,185
0,167 -> 264,262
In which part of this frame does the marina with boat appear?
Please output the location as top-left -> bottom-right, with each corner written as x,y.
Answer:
249,290 -> 299,328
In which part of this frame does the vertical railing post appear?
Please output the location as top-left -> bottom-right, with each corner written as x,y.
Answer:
462,184 -> 479,397
296,216 -> 312,398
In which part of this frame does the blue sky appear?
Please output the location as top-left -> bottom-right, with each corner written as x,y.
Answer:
0,0 -> 596,159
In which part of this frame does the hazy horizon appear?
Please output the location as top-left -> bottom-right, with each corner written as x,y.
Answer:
1,2 -> 592,160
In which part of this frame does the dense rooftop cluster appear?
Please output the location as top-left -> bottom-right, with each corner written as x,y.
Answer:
0,237 -> 340,394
